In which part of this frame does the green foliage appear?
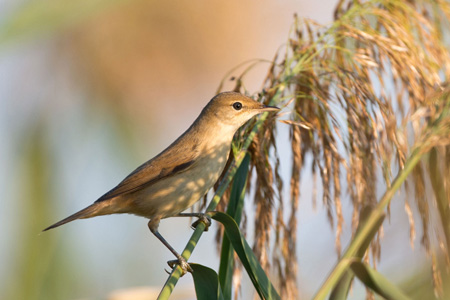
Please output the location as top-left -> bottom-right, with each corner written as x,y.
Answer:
218,154 -> 250,299
349,261 -> 411,300
190,209 -> 281,300
191,264 -> 224,300
211,212 -> 281,300
330,206 -> 386,300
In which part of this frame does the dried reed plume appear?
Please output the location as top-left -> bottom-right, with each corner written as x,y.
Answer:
215,0 -> 450,298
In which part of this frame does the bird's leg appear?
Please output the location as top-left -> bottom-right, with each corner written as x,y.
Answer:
147,218 -> 193,275
173,212 -> 212,231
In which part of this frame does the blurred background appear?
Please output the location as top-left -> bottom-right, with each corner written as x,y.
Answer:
0,1 -> 437,299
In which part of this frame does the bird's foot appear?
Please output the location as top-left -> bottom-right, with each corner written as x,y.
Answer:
167,256 -> 193,276
191,213 -> 212,231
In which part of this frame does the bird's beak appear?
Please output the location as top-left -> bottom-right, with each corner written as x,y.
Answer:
260,104 -> 280,112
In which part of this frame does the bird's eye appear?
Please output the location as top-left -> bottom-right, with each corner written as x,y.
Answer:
232,102 -> 243,110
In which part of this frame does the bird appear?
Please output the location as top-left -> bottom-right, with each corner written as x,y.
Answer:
43,91 -> 279,274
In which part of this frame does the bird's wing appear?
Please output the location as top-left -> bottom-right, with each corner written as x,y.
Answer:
95,144 -> 199,202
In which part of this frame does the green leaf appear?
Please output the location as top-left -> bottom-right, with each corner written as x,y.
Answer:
211,211 -> 281,300
349,261 -> 411,300
218,154 -> 250,300
227,153 -> 249,224
329,272 -> 354,300
330,206 -> 386,300
190,263 -> 225,300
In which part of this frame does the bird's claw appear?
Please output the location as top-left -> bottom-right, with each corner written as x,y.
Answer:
167,256 -> 193,276
191,214 -> 211,231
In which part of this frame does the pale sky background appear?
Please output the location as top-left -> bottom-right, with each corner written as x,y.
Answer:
0,1 -> 430,299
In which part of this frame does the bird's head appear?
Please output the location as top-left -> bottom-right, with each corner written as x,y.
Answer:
203,92 -> 279,131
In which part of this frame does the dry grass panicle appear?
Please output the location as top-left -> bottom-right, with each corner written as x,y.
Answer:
213,0 -> 450,297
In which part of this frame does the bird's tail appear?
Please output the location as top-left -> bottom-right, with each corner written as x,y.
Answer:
43,203 -> 103,231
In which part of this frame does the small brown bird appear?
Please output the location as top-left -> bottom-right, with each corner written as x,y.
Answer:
44,91 -> 279,273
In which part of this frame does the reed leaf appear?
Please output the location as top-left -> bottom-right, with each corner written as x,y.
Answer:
211,212 -> 281,300
218,154 -> 250,300
349,260 -> 411,300
190,264 -> 225,300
